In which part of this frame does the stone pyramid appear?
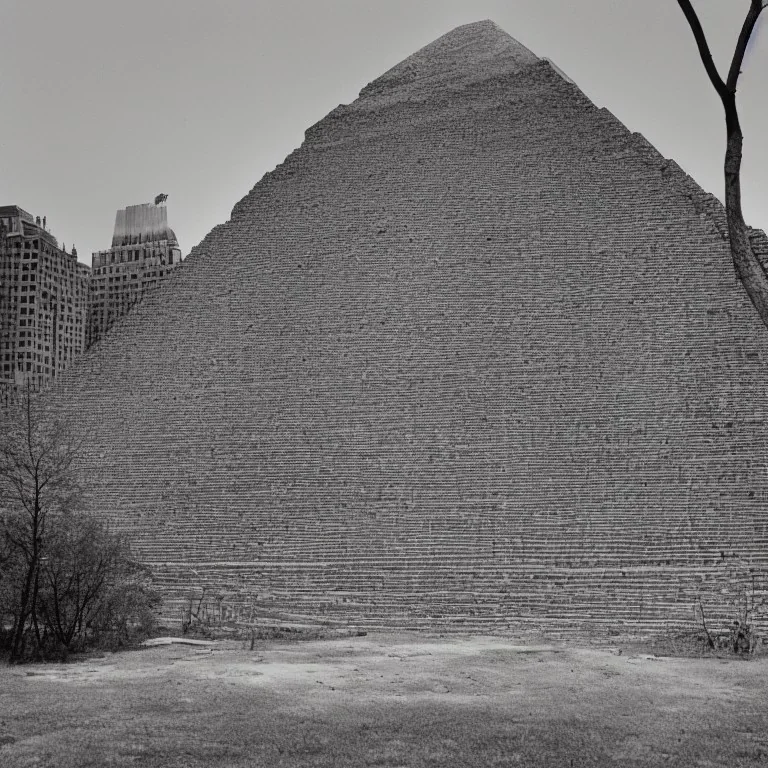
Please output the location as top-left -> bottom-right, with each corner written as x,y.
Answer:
50,20 -> 768,635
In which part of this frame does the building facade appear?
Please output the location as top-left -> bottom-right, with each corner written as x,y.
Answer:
0,206 -> 90,405
88,202 -> 182,346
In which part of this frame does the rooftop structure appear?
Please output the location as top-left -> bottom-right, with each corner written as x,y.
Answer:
111,202 -> 178,248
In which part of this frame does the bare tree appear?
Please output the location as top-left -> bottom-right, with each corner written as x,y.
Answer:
36,514 -> 122,655
0,392 -> 160,661
677,1 -> 768,326
0,390 -> 84,661
35,514 -> 159,658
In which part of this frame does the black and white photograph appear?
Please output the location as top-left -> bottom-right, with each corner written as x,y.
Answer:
1,1 -> 767,765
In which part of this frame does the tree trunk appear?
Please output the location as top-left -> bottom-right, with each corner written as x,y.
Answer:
31,566 -> 43,661
676,0 -> 768,327
10,556 -> 36,662
724,125 -> 768,328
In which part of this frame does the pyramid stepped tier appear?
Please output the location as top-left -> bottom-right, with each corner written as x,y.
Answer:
49,20 -> 768,636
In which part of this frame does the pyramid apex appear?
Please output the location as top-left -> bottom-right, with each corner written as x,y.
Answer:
448,19 -> 514,35
359,19 -> 539,103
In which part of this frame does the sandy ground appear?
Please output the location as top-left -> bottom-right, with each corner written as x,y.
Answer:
1,633 -> 767,767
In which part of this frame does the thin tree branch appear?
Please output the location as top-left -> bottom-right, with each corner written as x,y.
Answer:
676,0 -> 729,102
726,1 -> 766,91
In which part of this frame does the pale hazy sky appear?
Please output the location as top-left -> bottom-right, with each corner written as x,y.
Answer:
0,0 -> 765,265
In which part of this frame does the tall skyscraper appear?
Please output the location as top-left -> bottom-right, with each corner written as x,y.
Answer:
88,201 -> 183,346
0,206 -> 90,405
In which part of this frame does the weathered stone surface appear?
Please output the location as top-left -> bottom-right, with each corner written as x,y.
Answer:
49,20 -> 768,635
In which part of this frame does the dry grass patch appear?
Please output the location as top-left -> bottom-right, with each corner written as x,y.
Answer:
1,633 -> 767,767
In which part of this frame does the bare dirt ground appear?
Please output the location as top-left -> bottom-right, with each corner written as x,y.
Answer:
1,632 -> 767,767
